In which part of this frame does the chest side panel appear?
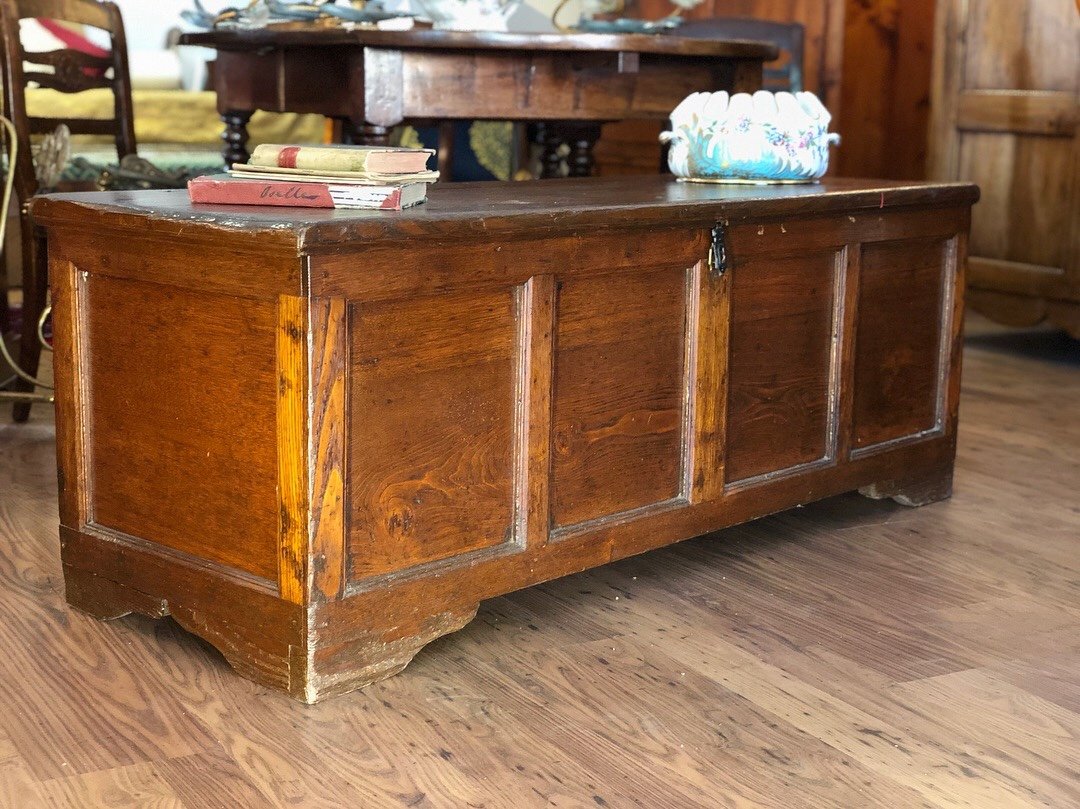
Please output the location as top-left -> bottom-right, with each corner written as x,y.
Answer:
80,273 -> 281,582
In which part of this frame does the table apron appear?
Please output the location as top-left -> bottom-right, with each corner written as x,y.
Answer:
211,46 -> 763,123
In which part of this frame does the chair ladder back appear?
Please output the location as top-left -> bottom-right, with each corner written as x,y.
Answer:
1,0 -> 136,185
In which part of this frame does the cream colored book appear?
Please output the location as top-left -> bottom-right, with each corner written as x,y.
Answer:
249,143 -> 435,174
230,164 -> 440,185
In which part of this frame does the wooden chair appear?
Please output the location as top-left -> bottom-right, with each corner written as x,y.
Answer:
0,0 -> 136,421
678,17 -> 805,92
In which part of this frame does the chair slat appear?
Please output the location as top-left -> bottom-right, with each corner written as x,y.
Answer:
24,47 -> 113,71
29,115 -> 117,136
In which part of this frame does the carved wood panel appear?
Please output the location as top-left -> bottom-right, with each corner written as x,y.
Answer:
23,48 -> 113,93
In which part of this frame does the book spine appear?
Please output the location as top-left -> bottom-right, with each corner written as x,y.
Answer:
188,178 -> 337,208
250,144 -> 370,173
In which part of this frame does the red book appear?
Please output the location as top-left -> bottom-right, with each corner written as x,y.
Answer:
187,175 -> 427,210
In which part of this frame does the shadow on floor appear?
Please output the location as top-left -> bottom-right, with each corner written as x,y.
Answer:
965,326 -> 1079,368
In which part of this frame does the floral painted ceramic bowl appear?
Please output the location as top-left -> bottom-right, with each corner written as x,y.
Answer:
660,90 -> 840,183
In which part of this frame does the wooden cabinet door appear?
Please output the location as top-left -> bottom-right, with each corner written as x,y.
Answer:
929,0 -> 1080,336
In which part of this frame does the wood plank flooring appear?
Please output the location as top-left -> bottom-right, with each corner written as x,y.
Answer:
0,315 -> 1077,808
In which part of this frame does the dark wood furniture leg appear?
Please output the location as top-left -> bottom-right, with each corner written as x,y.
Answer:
538,123 -> 564,179
358,123 -> 391,147
537,123 -> 602,178
11,227 -> 47,423
336,118 -> 358,145
221,109 -> 253,166
565,123 -> 602,178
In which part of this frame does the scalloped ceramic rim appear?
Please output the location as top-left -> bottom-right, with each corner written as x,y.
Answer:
676,177 -> 821,185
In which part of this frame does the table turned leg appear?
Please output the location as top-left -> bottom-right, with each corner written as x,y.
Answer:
221,109 -> 253,166
538,123 -> 564,179
565,123 -> 602,178
358,123 -> 391,147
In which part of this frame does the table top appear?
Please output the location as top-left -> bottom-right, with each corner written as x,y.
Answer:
179,27 -> 779,59
33,176 -> 979,251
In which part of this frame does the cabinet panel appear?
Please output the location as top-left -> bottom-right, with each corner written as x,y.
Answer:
963,0 -> 1079,92
853,237 -> 949,450
85,275 -> 280,581
959,132 -> 1075,272
725,249 -> 841,483
347,288 -> 519,581
551,268 -> 690,529
929,0 -> 1078,334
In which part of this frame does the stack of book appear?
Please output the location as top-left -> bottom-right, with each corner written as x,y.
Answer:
188,144 -> 437,210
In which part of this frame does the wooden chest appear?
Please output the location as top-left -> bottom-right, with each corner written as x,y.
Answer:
32,176 -> 978,702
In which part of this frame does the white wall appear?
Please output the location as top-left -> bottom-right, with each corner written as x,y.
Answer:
107,0 -> 234,50
81,1 -> 239,88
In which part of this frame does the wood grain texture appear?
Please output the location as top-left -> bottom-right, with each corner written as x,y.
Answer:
834,244 -> 861,462
309,297 -> 348,602
928,0 -> 1079,332
551,267 -> 689,529
47,224 -> 303,300
600,0 -> 944,181
395,49 -> 752,121
31,177 -> 980,253
181,26 -> 771,167
957,90 -> 1078,136
48,257 -> 89,530
725,249 -> 840,483
277,295 -> 309,604
36,180 -> 976,703
961,0 -> 1078,92
2,315 -> 1077,806
630,0 -> 845,114
517,275 -> 556,549
853,238 -> 950,450
958,131 -> 1076,276
347,287 -> 520,581
689,259 -> 730,502
83,275 -> 281,582
311,227 -> 706,302
835,0 -> 937,179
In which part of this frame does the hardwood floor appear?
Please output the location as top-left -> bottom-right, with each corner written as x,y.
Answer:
1,315 -> 1077,808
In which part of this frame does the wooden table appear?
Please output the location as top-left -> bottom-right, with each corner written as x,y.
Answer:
32,175 -> 977,702
179,28 -> 776,175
